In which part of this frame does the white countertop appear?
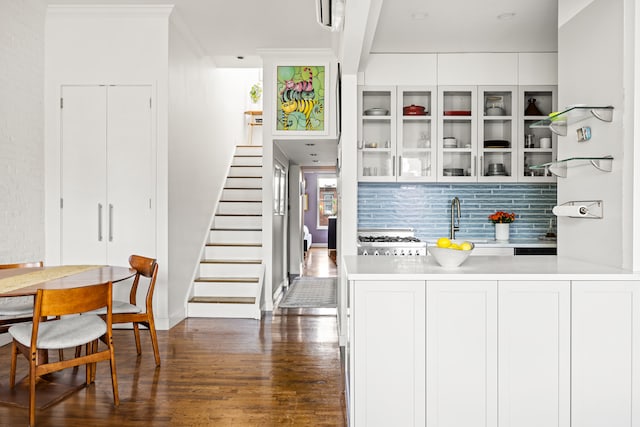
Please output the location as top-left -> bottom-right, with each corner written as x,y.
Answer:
424,238 -> 556,248
344,255 -> 639,281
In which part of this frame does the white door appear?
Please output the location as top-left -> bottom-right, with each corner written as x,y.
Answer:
61,86 -> 108,264
572,281 -> 640,427
106,85 -> 155,266
498,281 -> 570,427
61,85 -> 155,266
426,280 -> 498,427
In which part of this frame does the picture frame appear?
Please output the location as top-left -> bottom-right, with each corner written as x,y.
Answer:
273,62 -> 330,136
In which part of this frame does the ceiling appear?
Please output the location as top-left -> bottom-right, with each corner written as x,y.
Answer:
47,0 -> 558,166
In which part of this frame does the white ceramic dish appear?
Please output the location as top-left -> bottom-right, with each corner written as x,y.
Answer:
364,108 -> 389,116
428,242 -> 475,268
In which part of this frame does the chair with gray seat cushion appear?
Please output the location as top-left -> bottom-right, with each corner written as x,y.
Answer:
8,281 -> 119,427
0,262 -> 43,333
85,254 -> 160,366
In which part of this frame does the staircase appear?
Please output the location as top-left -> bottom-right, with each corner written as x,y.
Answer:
187,145 -> 264,320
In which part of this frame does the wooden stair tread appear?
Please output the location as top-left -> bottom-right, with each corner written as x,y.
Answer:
189,296 -> 255,304
195,277 -> 259,283
234,155 -> 262,158
201,259 -> 262,264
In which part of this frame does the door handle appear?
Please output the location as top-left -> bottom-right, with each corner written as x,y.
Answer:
109,204 -> 114,242
98,203 -> 103,242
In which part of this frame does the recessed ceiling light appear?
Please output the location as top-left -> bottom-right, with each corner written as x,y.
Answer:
305,143 -> 315,146
236,56 -> 244,60
312,160 -> 319,163
410,12 -> 428,20
497,12 -> 516,20
310,153 -> 318,157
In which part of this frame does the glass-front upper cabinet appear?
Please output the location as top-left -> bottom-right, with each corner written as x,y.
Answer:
397,86 -> 436,182
358,86 -> 396,182
437,86 -> 478,182
518,86 -> 557,182
478,86 -> 517,182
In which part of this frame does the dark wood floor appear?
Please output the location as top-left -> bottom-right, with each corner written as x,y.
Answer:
0,314 -> 347,426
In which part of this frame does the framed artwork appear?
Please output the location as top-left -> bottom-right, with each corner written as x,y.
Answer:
274,63 -> 329,135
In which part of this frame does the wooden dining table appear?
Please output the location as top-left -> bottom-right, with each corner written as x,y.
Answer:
0,265 -> 136,410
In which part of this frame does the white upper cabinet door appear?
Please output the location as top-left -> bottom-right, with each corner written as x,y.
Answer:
426,280 -> 498,427
61,86 -> 108,265
572,281 -> 640,427
397,86 -> 436,182
498,281 -> 570,427
106,85 -> 155,266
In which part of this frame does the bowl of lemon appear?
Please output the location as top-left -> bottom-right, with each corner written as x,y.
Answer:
428,237 -> 475,268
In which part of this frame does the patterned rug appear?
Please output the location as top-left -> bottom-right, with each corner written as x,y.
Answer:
279,277 -> 337,308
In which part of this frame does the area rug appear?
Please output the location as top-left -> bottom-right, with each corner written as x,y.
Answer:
279,277 -> 337,308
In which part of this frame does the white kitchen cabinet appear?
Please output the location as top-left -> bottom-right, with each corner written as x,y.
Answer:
437,86 -> 478,181
357,86 -> 396,181
518,86 -> 557,182
358,86 -> 436,182
396,86 -> 436,182
60,85 -> 155,267
498,281 -> 570,427
351,280 -> 425,427
426,280 -> 498,427
477,86 -> 518,182
571,280 -> 640,427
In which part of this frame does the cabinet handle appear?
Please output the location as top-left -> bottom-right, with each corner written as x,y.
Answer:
392,155 -> 395,176
473,155 -> 476,177
98,203 -> 103,242
480,155 -> 484,177
398,155 -> 402,176
109,204 -> 114,242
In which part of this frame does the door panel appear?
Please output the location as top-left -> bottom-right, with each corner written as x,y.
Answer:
106,85 -> 155,266
61,86 -> 107,264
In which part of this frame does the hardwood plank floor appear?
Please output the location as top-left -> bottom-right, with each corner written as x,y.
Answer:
303,247 -> 337,277
0,315 -> 347,426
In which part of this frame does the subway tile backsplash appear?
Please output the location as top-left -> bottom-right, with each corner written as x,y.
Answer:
358,183 -> 557,241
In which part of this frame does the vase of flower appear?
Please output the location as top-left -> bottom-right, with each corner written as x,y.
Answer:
488,211 -> 516,241
495,223 -> 510,241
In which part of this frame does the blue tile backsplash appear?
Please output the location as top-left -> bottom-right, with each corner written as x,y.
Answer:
358,183 -> 557,241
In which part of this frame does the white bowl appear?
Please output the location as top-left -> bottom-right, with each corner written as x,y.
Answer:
428,243 -> 474,268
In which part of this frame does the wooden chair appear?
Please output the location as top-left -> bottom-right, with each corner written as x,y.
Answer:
0,262 -> 43,333
8,281 -> 119,426
86,255 -> 160,366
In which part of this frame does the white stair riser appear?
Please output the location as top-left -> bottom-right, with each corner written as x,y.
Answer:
204,245 -> 262,260
222,189 -> 262,201
217,202 -> 262,215
193,282 -> 258,297
214,216 -> 261,229
188,302 -> 260,319
199,263 -> 263,277
232,156 -> 262,166
225,177 -> 262,189
228,166 -> 262,177
209,229 -> 261,243
235,146 -> 263,156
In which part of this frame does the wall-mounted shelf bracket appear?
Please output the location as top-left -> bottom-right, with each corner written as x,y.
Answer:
531,155 -> 613,178
529,105 -> 614,136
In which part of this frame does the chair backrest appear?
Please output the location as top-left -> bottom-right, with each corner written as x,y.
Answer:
128,255 -> 158,312
0,261 -> 43,269
36,281 -> 112,318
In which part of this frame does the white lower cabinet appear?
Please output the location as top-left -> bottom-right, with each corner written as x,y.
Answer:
571,281 -> 640,427
426,281 -> 497,427
352,280 -> 426,427
498,281 -> 570,427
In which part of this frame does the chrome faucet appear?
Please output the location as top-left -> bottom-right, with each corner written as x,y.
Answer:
450,197 -> 461,240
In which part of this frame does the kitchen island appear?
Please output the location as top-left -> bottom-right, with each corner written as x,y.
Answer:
343,255 -> 640,427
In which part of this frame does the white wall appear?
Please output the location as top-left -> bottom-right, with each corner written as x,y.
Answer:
167,18 -> 234,326
44,5 -> 171,326
0,0 -> 46,263
272,145 -> 289,295
288,165 -> 303,277
557,0 -> 627,268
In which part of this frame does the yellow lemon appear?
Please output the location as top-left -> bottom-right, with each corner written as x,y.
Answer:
436,237 -> 451,248
449,243 -> 460,250
460,242 -> 473,251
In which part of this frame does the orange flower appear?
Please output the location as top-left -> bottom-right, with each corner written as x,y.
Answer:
488,211 -> 516,224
